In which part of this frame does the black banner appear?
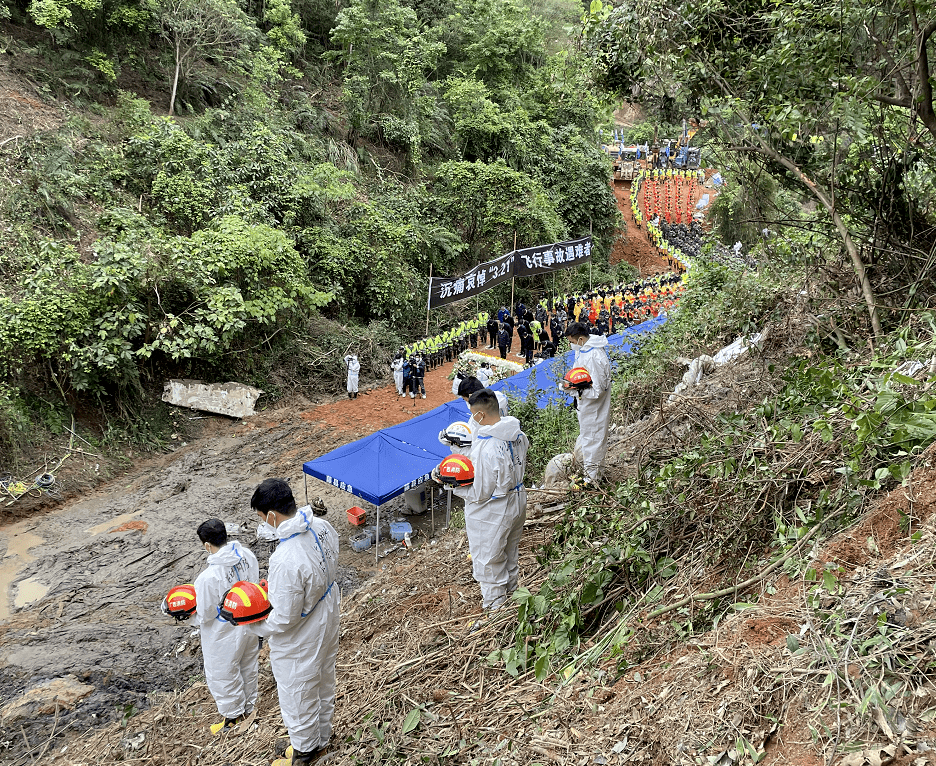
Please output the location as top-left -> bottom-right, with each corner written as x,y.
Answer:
512,236 -> 593,278
428,250 -> 515,309
427,236 -> 593,309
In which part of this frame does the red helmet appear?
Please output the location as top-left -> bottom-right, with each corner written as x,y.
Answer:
162,583 -> 197,620
564,366 -> 593,391
437,454 -> 475,487
219,581 -> 272,625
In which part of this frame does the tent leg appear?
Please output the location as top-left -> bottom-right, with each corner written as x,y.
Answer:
375,505 -> 379,566
430,488 -> 434,539
304,474 -> 308,506
446,490 -> 451,529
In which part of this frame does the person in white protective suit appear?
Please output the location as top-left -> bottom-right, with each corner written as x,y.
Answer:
344,354 -> 360,399
456,376 -> 509,417
193,518 -> 261,735
446,389 -> 528,611
246,479 -> 340,766
563,322 -> 612,484
390,351 -> 404,396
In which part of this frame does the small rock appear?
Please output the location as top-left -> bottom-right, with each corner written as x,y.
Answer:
0,675 -> 94,723
121,731 -> 146,752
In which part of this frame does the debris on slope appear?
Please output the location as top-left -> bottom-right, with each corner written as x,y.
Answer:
54,460 -> 936,766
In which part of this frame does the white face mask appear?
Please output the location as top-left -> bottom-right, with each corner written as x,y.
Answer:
570,342 -> 582,351
257,521 -> 278,541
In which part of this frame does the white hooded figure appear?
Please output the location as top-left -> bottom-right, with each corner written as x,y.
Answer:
453,392 -> 529,610
391,355 -> 404,395
456,376 -> 509,418
566,328 -> 612,482
193,524 -> 261,726
248,483 -> 341,762
344,354 -> 360,396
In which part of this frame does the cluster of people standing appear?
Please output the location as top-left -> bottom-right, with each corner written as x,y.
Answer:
485,272 -> 686,364
345,272 -> 686,398
187,283 -> 672,766
402,314 -> 489,368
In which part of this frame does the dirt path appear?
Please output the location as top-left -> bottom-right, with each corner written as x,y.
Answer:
609,174 -> 721,275
609,179 -> 671,274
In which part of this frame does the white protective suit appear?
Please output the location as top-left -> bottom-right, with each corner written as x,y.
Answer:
344,355 -> 360,394
391,357 -> 404,395
194,541 -> 261,719
571,333 -> 612,481
494,390 -> 509,417
454,416 -> 529,609
476,367 -> 490,386
248,508 -> 340,754
455,379 -> 508,416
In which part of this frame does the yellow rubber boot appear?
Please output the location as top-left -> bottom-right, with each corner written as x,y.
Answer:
271,746 -> 294,766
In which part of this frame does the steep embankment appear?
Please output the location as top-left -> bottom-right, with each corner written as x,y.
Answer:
47,340 -> 936,766
10,294 -> 936,766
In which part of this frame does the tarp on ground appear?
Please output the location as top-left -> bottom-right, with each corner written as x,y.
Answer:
303,314 -> 667,506
302,432 -> 443,506
490,315 -> 667,408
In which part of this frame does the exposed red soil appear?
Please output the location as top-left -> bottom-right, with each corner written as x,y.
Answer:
610,172 -> 721,276
734,616 -> 799,647
610,179 -> 670,275
300,346 -> 509,433
821,448 -> 936,571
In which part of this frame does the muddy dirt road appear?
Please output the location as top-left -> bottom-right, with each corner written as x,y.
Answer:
0,352 -> 477,763
609,179 -> 670,274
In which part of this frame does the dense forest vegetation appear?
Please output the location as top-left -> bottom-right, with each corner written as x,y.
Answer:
4,0 -> 936,466
0,0 -> 629,460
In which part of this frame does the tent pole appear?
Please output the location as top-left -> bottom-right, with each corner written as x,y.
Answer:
446,489 -> 451,529
509,231 -> 517,313
375,504 -> 379,566
430,487 -> 434,538
304,473 -> 308,505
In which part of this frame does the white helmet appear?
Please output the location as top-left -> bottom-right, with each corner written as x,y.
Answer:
438,421 -> 474,449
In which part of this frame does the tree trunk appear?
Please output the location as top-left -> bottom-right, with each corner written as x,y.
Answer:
169,40 -> 181,116
735,143 -> 882,337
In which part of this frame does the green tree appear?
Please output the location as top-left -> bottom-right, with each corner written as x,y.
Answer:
150,0 -> 254,115
586,0 -> 936,335
330,0 -> 446,161
430,160 -> 566,260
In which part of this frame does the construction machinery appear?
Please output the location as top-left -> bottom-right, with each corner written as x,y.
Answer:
614,146 -> 642,181
672,120 -> 702,169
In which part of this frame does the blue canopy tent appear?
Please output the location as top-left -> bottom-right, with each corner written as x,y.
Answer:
303,431 -> 442,506
381,400 -> 470,459
303,431 -> 447,563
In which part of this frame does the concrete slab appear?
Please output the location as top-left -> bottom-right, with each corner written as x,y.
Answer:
161,379 -> 264,418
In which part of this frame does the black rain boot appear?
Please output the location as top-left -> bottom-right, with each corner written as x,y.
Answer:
292,745 -> 328,766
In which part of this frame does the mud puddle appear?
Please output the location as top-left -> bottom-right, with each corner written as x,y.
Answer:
0,415 -> 365,762
0,523 -> 45,621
